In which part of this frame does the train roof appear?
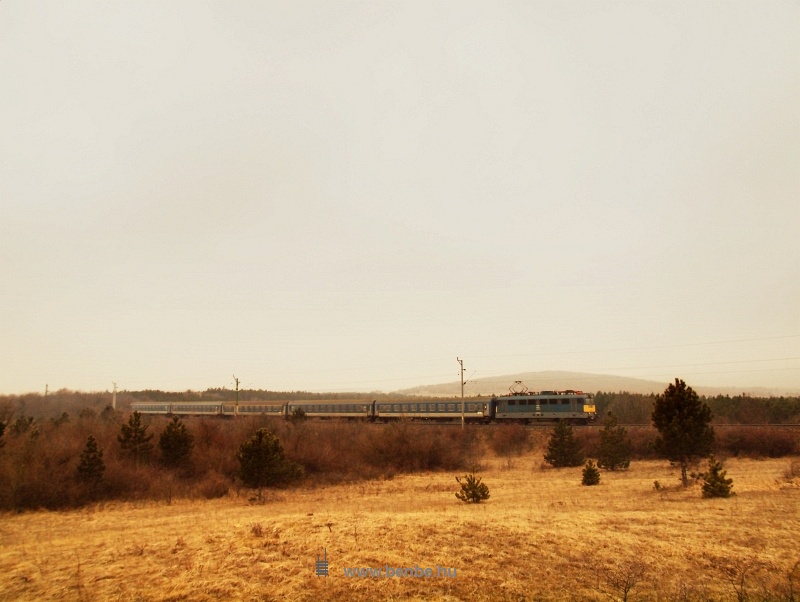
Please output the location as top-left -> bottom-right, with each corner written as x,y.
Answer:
496,380 -> 593,398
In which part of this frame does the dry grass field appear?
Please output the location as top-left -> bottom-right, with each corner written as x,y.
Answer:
1,453 -> 798,602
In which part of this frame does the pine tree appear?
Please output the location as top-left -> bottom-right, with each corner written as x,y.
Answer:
702,456 -> 734,498
582,460 -> 601,486
53,412 -> 70,426
236,429 -> 303,494
117,411 -> 154,464
11,416 -> 35,436
652,378 -> 715,486
159,416 -> 194,468
598,412 -> 632,471
76,435 -> 105,488
544,421 -> 584,467
455,470 -> 490,503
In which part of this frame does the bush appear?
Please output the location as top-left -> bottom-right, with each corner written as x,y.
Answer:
486,424 -> 531,456
702,456 -> 734,498
367,422 -> 475,473
289,408 -> 308,425
236,429 -> 303,491
582,460 -> 601,486
716,426 -> 798,458
455,469 -> 490,503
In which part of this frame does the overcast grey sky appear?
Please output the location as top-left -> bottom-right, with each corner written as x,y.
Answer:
2,1 -> 798,394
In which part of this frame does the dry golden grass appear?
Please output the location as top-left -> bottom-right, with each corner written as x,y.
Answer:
1,454 -> 798,601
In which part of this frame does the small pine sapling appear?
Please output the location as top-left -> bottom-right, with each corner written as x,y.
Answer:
702,456 -> 734,498
455,470 -> 490,503
582,460 -> 601,486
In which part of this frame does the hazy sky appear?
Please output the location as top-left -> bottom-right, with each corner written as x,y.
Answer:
2,1 -> 798,395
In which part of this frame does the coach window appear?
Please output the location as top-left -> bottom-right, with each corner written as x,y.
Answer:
508,400 -> 516,406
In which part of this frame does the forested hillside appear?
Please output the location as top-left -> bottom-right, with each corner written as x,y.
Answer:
593,391 -> 800,424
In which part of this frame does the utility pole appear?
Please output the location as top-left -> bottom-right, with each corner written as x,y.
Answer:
112,382 -> 117,410
233,375 -> 240,417
44,384 -> 48,398
457,357 -> 465,429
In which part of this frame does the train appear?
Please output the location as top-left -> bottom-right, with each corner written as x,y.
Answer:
130,385 -> 596,424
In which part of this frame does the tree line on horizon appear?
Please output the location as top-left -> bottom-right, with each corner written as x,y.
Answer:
2,388 -> 799,425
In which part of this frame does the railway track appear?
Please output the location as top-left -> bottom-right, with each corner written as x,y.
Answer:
400,421 -> 800,429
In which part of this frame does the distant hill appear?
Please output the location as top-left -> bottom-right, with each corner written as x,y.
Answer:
393,371 -> 800,398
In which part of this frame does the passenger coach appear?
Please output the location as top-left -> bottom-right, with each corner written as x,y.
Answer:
374,400 -> 487,422
130,383 -> 596,424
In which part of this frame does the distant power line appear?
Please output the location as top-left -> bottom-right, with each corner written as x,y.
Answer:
468,334 -> 800,361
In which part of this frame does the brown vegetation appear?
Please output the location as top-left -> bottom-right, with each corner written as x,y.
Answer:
0,414 -> 486,511
0,406 -> 798,512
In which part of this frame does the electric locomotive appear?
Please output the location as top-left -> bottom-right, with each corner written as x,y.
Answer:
489,382 -> 596,424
